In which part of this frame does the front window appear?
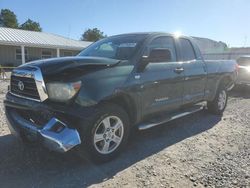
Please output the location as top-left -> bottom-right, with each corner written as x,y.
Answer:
78,34 -> 147,60
144,36 -> 177,62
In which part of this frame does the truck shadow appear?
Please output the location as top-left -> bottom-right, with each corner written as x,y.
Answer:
0,111 -> 221,188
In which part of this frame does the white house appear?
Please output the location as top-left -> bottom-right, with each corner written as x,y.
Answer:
0,27 -> 92,66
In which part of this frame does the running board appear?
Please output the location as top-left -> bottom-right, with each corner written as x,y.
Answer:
138,105 -> 205,130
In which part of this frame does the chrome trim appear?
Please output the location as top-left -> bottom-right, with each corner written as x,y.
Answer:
39,118 -> 81,152
11,66 -> 48,102
9,91 -> 41,102
227,83 -> 235,91
138,106 -> 204,130
33,67 -> 48,101
9,111 -> 81,152
12,68 -> 33,78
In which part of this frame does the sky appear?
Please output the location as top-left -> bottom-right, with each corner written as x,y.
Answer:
1,0 -> 250,47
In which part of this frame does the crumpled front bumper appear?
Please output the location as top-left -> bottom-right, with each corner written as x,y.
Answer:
5,109 -> 81,152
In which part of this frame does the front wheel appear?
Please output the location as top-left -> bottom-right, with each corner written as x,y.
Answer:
78,103 -> 130,163
207,86 -> 228,115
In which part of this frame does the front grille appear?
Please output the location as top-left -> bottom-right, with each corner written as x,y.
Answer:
10,75 -> 40,100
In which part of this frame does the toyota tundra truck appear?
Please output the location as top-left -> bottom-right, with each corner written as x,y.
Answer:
4,33 -> 237,162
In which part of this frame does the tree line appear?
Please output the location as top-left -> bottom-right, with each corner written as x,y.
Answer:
0,9 -> 42,31
0,9 -> 106,41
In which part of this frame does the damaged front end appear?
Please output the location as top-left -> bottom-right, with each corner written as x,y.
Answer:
4,65 -> 84,153
4,57 -> 121,153
5,106 -> 81,152
6,108 -> 81,152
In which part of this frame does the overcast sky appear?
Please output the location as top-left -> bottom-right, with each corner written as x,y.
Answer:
1,0 -> 250,47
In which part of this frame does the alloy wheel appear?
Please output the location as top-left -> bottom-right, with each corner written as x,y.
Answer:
93,116 -> 124,154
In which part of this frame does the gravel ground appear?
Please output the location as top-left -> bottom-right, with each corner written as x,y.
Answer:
0,80 -> 249,188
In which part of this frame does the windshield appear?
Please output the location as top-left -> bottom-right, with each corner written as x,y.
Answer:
78,34 -> 147,60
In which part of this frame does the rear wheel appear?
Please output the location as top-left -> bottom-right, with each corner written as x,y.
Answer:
77,103 -> 130,163
207,86 -> 228,115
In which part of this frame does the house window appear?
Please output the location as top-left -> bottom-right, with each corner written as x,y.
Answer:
41,50 -> 52,59
16,48 -> 28,60
63,51 -> 73,57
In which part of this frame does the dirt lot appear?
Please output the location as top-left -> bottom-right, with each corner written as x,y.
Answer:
0,80 -> 249,188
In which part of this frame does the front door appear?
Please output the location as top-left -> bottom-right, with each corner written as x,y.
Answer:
136,36 -> 184,117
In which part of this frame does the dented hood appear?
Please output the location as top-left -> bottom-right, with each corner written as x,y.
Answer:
20,56 -> 120,76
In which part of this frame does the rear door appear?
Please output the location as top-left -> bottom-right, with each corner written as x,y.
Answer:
177,38 -> 207,104
138,36 -> 184,117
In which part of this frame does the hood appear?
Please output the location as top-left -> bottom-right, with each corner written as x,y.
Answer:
19,56 -> 121,76
17,56 -> 120,81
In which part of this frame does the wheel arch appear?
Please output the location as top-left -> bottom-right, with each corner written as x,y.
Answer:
101,93 -> 138,125
208,75 -> 233,102
219,75 -> 234,90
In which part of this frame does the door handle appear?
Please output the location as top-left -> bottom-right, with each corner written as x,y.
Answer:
174,67 -> 184,74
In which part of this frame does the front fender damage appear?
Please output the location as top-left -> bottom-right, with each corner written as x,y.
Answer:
75,65 -> 134,107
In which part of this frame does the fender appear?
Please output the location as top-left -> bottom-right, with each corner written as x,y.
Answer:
205,60 -> 237,101
75,65 -> 134,106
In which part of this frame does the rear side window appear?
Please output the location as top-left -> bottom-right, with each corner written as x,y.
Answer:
179,38 -> 196,61
145,36 -> 177,62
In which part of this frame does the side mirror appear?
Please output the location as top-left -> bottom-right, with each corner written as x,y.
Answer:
137,48 -> 172,72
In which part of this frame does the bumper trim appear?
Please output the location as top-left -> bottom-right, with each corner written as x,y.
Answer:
40,118 -> 81,152
9,110 -> 81,152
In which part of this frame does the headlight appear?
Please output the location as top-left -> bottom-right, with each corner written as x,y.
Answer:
46,81 -> 81,102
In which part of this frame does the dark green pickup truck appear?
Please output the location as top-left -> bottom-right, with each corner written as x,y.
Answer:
4,32 -> 237,162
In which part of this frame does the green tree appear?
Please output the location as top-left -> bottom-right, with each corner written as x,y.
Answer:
81,28 -> 106,42
19,19 -> 42,32
0,9 -> 18,28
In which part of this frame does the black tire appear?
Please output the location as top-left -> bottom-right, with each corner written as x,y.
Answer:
207,86 -> 228,115
77,103 -> 130,163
